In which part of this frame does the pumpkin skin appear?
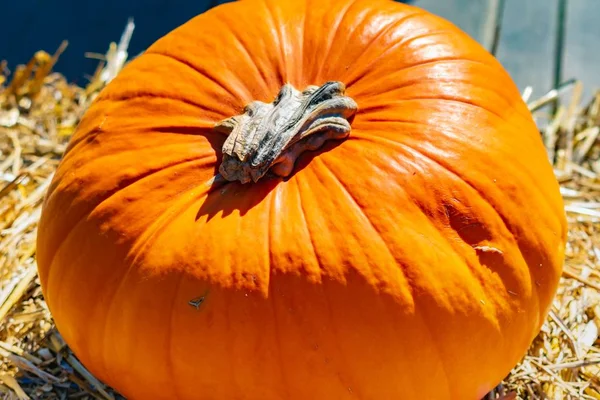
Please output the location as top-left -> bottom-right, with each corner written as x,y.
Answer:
36,0 -> 567,398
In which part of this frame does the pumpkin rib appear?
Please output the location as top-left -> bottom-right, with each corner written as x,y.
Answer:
354,100 -> 509,131
303,135 -> 508,321
91,91 -> 227,122
279,176 -> 324,281
45,132 -> 217,227
60,128 -> 218,182
264,186 -> 285,396
357,95 -> 519,127
403,119 -> 562,234
311,0 -> 361,80
259,0 -> 288,84
144,50 -> 249,104
347,57 -> 485,95
40,221 -> 128,384
53,146 -> 213,209
278,175 -> 341,394
265,185 -> 277,296
294,174 -> 330,283
294,158 -> 403,289
375,274 -> 456,398
344,10 -> 427,74
94,52 -> 244,115
97,265 -> 186,400
125,186 -> 213,272
373,11 -> 453,52
319,138 -> 501,315
164,274 -> 186,400
41,156 -> 215,293
316,156 -> 419,295
388,124 -> 542,239
42,206 -> 179,350
400,28 -> 473,50
212,11 -> 272,97
346,28 -> 482,85
59,102 -> 219,166
350,119 -> 560,223
346,131 -> 541,308
316,264 -> 355,395
298,0 -> 309,82
392,141 -> 531,309
133,123 -> 225,137
416,305 -> 453,397
95,184 -> 213,391
330,6 -> 418,82
355,81 -> 528,132
55,144 -> 215,209
301,151 -> 501,396
98,288 -> 120,395
267,253 -> 291,399
380,97 -> 521,127
109,115 -> 219,136
393,138 -> 544,319
389,241 -> 515,399
259,0 -> 308,86
39,210 -> 105,294
352,64 -> 532,122
347,57 -> 492,98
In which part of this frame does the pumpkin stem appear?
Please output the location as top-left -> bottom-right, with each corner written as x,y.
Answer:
214,81 -> 358,184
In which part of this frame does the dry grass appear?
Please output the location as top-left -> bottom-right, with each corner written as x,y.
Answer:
0,24 -> 599,400
0,23 -> 132,400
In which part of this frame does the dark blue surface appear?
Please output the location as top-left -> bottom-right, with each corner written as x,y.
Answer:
2,0 -> 412,84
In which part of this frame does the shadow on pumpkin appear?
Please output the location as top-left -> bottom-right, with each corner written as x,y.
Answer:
195,139 -> 346,221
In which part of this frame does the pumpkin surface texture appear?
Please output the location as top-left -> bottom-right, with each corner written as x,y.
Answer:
36,0 -> 567,399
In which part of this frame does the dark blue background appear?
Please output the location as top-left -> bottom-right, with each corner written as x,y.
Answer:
1,0 -> 410,84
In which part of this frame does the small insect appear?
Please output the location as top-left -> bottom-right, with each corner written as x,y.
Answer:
188,297 -> 205,309
188,290 -> 210,309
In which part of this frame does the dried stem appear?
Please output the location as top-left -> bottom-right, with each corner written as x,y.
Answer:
215,81 -> 358,184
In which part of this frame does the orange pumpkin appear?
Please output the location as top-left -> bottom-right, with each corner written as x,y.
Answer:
36,0 -> 567,399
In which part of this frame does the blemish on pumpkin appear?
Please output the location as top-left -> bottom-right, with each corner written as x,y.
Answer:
98,116 -> 107,130
507,290 -> 518,296
189,290 -> 209,309
473,245 -> 503,255
188,296 -> 205,309
443,203 -> 493,245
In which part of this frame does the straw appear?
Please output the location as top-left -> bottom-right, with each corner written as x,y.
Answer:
0,20 -> 134,400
